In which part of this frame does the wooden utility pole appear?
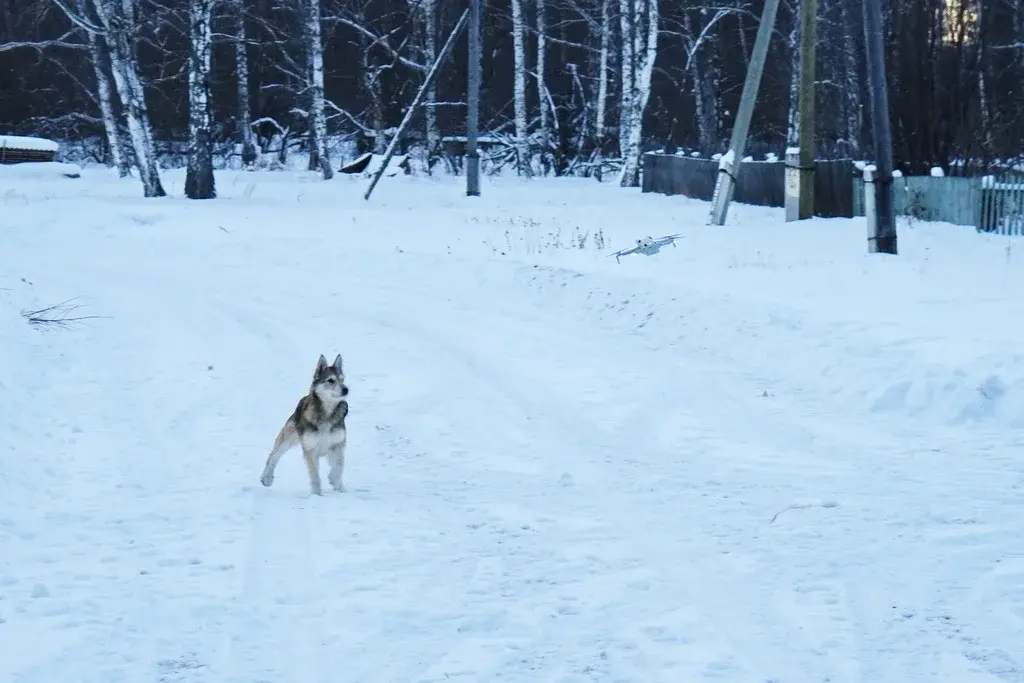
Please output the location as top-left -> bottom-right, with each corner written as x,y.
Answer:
862,0 -> 897,253
789,0 -> 817,220
708,0 -> 782,226
466,0 -> 481,196
364,8 -> 469,201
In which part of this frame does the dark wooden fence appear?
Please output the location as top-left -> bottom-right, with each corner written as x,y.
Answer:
641,153 -> 855,218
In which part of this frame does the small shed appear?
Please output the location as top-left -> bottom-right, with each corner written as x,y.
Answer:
0,135 -> 59,164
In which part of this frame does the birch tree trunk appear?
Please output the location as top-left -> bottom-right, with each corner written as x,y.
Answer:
422,0 -> 439,169
786,3 -> 800,148
306,0 -> 332,179
235,0 -> 257,168
537,0 -> 550,174
86,22 -> 130,176
618,0 -> 658,187
618,0 -> 634,157
93,0 -> 165,197
77,0 -> 129,176
185,0 -> 216,198
589,0 -> 611,180
120,0 -> 161,184
510,0 -> 532,176
594,0 -> 610,151
307,26 -> 321,172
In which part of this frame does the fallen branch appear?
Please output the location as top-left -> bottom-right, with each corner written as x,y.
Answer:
21,297 -> 105,328
769,500 -> 839,524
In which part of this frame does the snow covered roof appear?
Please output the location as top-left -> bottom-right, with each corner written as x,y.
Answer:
441,135 -> 502,144
0,135 -> 59,152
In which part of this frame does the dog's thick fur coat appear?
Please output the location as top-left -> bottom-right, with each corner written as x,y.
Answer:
260,354 -> 349,495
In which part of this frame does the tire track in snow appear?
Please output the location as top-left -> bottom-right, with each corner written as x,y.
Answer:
329,290 -> 782,683
199,293 -> 331,683
499,260 -> 1024,683
8,257 -> 331,683
350,260 -> 1023,683
228,490 -> 321,683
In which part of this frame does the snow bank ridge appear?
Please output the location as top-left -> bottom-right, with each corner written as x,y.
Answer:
515,264 -> 1024,431
866,357 -> 1024,429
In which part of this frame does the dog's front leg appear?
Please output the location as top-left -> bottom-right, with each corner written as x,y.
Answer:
326,441 -> 347,493
301,445 -> 323,496
261,418 -> 299,487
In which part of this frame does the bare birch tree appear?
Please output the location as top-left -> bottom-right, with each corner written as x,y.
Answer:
786,0 -> 800,148
537,0 -> 551,173
420,0 -> 439,168
235,0 -> 257,168
69,0 -> 165,196
618,0 -> 658,186
185,0 -> 215,198
79,0 -> 129,176
305,0 -> 332,179
594,0 -> 611,157
617,0 -> 634,159
510,0 -> 533,176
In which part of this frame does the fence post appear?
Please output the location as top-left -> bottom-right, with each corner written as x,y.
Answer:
784,148 -> 801,221
864,165 -> 878,249
976,176 -> 989,233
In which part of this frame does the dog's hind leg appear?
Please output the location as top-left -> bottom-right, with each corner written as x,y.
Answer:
326,441 -> 347,493
260,418 -> 299,488
301,444 -> 323,496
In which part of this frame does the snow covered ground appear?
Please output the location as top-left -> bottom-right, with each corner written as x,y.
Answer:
2,167 -> 1023,683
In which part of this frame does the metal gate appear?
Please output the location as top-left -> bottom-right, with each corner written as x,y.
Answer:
978,173 -> 1024,235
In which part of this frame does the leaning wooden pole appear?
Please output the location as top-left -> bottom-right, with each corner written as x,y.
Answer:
364,8 -> 469,201
707,0 -> 782,226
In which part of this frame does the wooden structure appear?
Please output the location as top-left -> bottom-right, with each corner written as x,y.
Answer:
0,135 -> 59,164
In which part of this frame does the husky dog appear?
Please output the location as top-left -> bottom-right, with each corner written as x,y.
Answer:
260,354 -> 349,496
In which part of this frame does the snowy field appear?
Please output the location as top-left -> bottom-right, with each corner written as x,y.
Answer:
2,166 -> 1023,683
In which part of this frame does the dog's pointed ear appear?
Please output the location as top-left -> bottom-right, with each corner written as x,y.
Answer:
315,354 -> 328,375
332,354 -> 343,373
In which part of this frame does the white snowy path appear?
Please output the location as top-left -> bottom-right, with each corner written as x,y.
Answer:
1,171 -> 1023,683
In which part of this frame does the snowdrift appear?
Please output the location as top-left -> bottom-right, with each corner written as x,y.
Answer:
0,161 -> 82,180
511,260 -> 1024,432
